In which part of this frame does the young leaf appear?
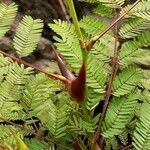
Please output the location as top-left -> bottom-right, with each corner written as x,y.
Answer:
0,2 -> 17,38
13,15 -> 43,57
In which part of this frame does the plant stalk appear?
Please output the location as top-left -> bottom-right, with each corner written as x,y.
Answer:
66,0 -> 84,48
93,9 -> 120,147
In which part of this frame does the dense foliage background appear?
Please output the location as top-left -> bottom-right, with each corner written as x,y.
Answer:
0,0 -> 150,150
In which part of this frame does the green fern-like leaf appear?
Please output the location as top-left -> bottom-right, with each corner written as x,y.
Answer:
102,95 -> 137,138
93,3 -> 112,17
22,74 -> 70,139
105,136 -> 118,150
25,139 -> 49,150
119,31 -> 150,66
87,54 -> 107,94
133,102 -> 150,150
80,16 -> 115,51
118,128 -> 129,145
119,18 -> 150,39
86,87 -> 103,111
121,1 -> 150,20
80,16 -> 106,36
80,0 -> 124,8
136,30 -> 150,47
113,66 -> 141,97
0,56 -> 33,120
140,79 -> 150,90
20,74 -> 61,113
139,70 -> 150,90
90,40 -> 113,62
69,115 -> 98,135
0,63 -> 33,102
37,99 -> 70,139
131,1 -> 150,20
0,125 -> 23,148
80,16 -> 114,62
49,19 -> 82,70
13,15 -> 43,57
0,54 -> 14,76
97,0 -> 125,8
0,2 -> 17,38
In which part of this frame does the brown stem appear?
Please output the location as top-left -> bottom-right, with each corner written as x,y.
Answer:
94,9 -> 120,146
86,0 -> 140,50
58,0 -> 70,22
0,117 -> 24,129
0,117 -> 45,139
0,50 -> 70,83
122,144 -> 133,150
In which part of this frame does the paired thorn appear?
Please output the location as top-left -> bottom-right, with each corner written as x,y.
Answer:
54,50 -> 86,103
53,51 -> 75,80
70,62 -> 86,103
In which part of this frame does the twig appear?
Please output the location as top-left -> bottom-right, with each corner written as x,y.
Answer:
94,9 -> 120,146
86,0 -> 140,50
122,144 -> 133,150
0,117 -> 44,138
58,0 -> 70,22
0,117 -> 23,129
0,50 -> 70,83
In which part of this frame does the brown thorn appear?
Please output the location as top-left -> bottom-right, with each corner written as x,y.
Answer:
85,0 -> 141,50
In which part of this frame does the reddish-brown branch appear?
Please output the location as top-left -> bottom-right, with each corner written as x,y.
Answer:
93,10 -> 120,147
0,117 -> 23,129
86,0 -> 140,50
93,1 -> 141,146
0,50 -> 70,83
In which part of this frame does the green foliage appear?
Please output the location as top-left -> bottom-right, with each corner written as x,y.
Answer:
97,0 -> 125,8
105,136 -> 118,150
49,17 -> 108,110
86,88 -> 103,110
49,19 -> 82,70
0,0 -> 149,150
13,15 -> 43,57
0,54 -> 33,120
79,0 -> 99,3
0,2 -> 17,38
140,70 -> 150,90
80,0 -> 125,8
130,1 -> 150,20
119,31 -> 150,67
133,102 -> 150,150
113,66 -> 141,97
93,3 -> 112,17
119,18 -> 150,39
80,16 -> 106,35
102,95 -> 137,138
118,128 -> 129,146
69,115 -> 98,135
25,139 -> 48,150
0,125 -> 24,148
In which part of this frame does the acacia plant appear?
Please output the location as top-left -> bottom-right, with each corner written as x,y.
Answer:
0,0 -> 150,149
